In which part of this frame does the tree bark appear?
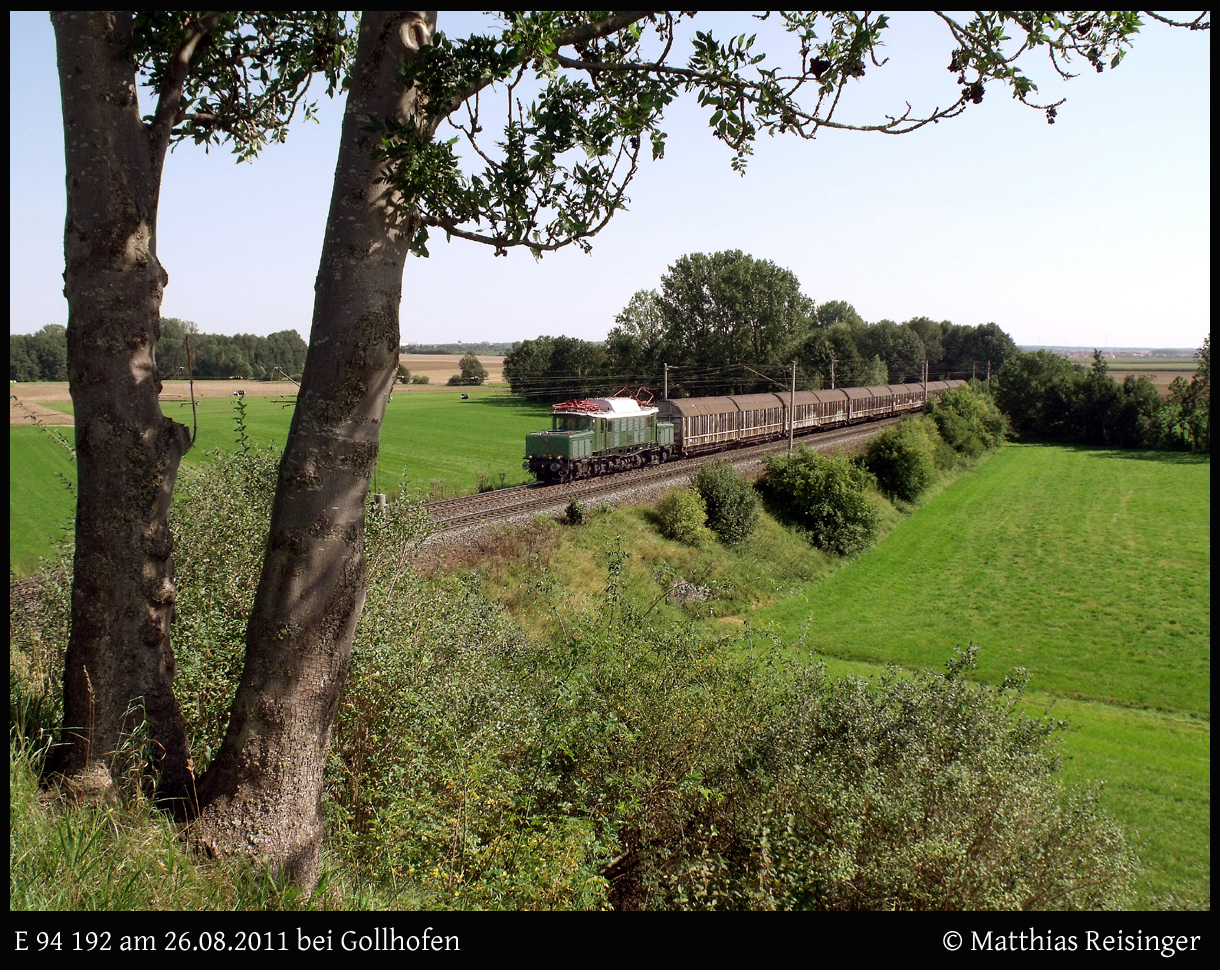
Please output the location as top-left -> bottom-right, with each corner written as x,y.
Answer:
192,11 -> 436,886
47,11 -> 195,809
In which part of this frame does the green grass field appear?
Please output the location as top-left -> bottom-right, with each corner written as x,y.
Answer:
10,387 -> 552,575
154,386 -> 551,497
757,445 -> 1210,715
9,426 -> 77,575
752,443 -> 1210,906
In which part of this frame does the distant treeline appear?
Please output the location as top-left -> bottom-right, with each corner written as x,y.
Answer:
504,251 -> 1019,401
10,326 -> 68,382
10,319 -> 307,382
401,342 -> 515,355
996,341 -> 1209,452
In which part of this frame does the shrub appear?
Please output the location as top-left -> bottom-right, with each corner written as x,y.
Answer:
641,646 -> 1136,911
935,408 -> 985,458
168,447 -> 283,766
410,373 -> 429,384
565,498 -> 585,525
863,417 -> 940,502
761,448 -> 879,555
655,488 -> 712,545
692,460 -> 759,544
929,383 -> 1008,457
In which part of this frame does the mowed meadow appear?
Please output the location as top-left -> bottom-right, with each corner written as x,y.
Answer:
754,443 -> 1210,906
10,384 -> 551,576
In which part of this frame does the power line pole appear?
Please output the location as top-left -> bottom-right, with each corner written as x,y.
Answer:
789,360 -> 796,453
923,359 -> 928,406
663,362 -> 668,400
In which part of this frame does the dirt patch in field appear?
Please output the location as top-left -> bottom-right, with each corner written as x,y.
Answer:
10,398 -> 74,426
10,379 -> 304,424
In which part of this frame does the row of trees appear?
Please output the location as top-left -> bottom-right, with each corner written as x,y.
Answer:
400,341 -> 514,355
995,341 -> 1210,452
504,251 -> 1019,400
156,319 -> 308,381
10,325 -> 68,381
44,9 -> 1201,891
12,320 -> 307,382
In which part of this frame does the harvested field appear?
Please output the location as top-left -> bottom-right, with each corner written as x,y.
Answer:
1107,370 -> 1194,397
9,398 -> 73,426
8,364 -> 510,427
9,379 -> 302,414
399,354 -> 505,385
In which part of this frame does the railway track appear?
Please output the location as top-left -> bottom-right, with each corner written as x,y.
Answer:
425,416 -> 902,533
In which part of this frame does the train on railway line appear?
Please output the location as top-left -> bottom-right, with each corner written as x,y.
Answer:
524,379 -> 967,483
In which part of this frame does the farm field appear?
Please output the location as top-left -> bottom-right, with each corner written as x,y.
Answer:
9,384 -> 551,576
1059,355 -> 1197,397
399,353 -> 505,384
1106,369 -> 1195,397
758,445 -> 1210,714
10,386 -> 1210,906
753,443 -> 1210,906
9,426 -> 76,574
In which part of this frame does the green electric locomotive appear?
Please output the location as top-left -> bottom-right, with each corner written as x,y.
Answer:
524,392 -> 675,483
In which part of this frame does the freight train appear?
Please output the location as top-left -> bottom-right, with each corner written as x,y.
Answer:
524,380 -> 965,483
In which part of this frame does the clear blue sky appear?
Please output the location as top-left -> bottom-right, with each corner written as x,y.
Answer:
9,11 -> 1211,349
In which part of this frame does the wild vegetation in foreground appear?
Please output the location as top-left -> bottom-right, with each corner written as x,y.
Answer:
13,435 -> 1148,910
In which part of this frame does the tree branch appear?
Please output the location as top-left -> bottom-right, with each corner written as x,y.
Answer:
441,11 -> 659,115
148,11 -> 223,165
1141,10 -> 1210,30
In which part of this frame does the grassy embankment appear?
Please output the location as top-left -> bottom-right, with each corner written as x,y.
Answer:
9,386 -> 551,576
455,444 -> 1210,908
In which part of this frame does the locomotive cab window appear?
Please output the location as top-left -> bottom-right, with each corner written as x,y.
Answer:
554,415 -> 592,431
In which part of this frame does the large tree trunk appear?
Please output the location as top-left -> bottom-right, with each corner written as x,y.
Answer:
192,12 -> 435,886
47,11 -> 195,809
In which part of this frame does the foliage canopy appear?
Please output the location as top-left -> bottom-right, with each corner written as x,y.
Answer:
369,11 -> 1183,258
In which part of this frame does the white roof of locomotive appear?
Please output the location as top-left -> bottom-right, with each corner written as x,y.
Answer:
553,397 -> 658,416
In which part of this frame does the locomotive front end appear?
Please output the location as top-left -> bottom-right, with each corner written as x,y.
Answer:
525,415 -> 595,481
525,393 -> 672,483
